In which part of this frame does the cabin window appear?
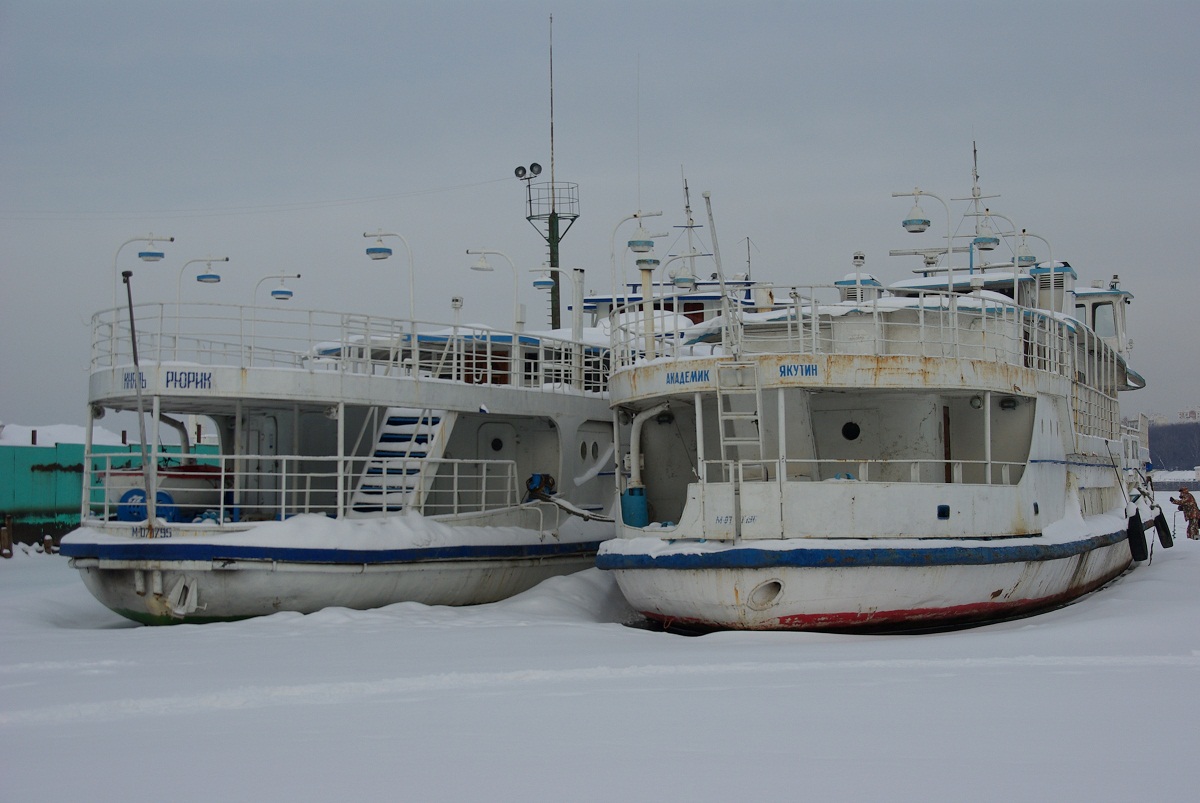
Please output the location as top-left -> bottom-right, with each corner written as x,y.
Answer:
1093,302 -> 1117,338
841,422 -> 861,441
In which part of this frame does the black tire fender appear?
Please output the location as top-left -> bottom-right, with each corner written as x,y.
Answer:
1153,511 -> 1174,549
1127,514 -> 1149,561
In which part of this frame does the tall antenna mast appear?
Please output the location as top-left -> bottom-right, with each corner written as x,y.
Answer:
971,141 -> 981,220
516,13 -> 578,330
739,236 -> 756,279
549,14 -> 556,199
681,173 -> 699,280
636,53 -> 642,211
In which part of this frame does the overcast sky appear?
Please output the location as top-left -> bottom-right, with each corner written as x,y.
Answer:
1,0 -> 1196,429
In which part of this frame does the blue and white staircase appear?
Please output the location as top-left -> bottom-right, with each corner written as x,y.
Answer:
350,407 -> 453,515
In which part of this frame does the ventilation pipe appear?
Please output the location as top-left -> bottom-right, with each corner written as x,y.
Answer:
158,414 -> 193,462
621,402 -> 670,527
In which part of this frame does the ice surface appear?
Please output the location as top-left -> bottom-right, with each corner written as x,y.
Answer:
2,533 -> 1198,802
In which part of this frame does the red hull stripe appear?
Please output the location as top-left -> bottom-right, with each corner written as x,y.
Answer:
639,563 -> 1127,632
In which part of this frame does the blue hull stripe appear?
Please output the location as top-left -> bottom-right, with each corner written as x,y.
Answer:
61,540 -> 604,565
595,530 -> 1128,571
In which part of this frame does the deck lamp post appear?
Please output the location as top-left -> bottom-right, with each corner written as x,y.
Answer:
658,251 -> 701,351
467,249 -> 521,333
609,211 -> 663,309
111,234 -> 174,358
975,210 -> 1031,304
1015,232 -> 1038,273
894,188 -> 958,353
113,234 -> 174,314
533,266 -> 587,388
249,273 -> 301,357
973,209 -> 1053,309
660,250 -> 699,292
176,257 -> 228,357
1021,231 -> 1054,311
254,273 -> 300,305
532,266 -> 586,342
893,188 -> 953,292
632,251 -> 701,356
362,231 -> 416,325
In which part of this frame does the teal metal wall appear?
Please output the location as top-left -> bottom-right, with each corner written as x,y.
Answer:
0,443 -> 218,532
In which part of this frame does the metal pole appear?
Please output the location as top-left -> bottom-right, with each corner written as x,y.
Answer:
572,268 -> 584,389
702,192 -> 731,349
122,271 -> 156,535
548,212 -> 562,330
984,390 -> 992,484
81,404 -> 95,523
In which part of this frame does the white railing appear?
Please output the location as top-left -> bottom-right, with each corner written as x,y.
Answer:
92,302 -> 610,395
611,284 -> 1073,375
701,457 -> 1027,486
83,451 -> 525,525
350,457 -> 519,517
609,283 -> 1125,439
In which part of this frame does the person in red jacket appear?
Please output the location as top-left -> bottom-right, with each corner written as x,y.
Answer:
1170,488 -> 1199,540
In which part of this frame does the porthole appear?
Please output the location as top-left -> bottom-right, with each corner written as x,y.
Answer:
491,438 -> 503,452
580,441 -> 588,460
747,579 -> 784,611
591,441 -> 599,459
841,422 -> 861,441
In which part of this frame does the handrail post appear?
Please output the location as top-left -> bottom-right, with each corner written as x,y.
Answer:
984,390 -> 992,484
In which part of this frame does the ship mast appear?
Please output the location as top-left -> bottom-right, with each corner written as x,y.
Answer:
520,13 -> 578,330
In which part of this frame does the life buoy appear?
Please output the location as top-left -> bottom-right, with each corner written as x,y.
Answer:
1153,511 -> 1174,549
1127,514 -> 1148,561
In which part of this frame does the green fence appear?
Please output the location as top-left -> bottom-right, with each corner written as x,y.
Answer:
0,442 -> 217,539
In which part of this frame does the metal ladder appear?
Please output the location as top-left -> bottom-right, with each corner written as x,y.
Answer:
715,361 -> 765,465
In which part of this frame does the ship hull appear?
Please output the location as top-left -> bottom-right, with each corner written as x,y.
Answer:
64,536 -> 601,625
598,525 -> 1136,631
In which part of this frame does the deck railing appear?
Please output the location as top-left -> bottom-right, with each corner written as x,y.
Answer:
700,456 -> 1027,486
82,451 -> 525,525
92,303 -> 610,395
610,284 -> 1125,439
611,284 -> 1075,372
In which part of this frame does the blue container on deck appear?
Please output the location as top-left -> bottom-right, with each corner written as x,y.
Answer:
116,489 -> 179,523
621,487 -> 649,527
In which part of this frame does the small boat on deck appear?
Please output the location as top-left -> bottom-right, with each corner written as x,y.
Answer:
61,277 -> 620,624
596,166 -> 1167,632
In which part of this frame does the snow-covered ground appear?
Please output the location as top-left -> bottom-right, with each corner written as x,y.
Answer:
2,533 -> 1198,802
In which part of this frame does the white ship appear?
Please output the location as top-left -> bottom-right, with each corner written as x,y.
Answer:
62,245 -> 619,624
596,165 -> 1170,631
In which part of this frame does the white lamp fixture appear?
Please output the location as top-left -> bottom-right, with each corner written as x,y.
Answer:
903,200 -> 930,233
672,269 -> 697,290
365,238 -> 393,261
466,249 -> 520,332
362,230 -> 416,325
